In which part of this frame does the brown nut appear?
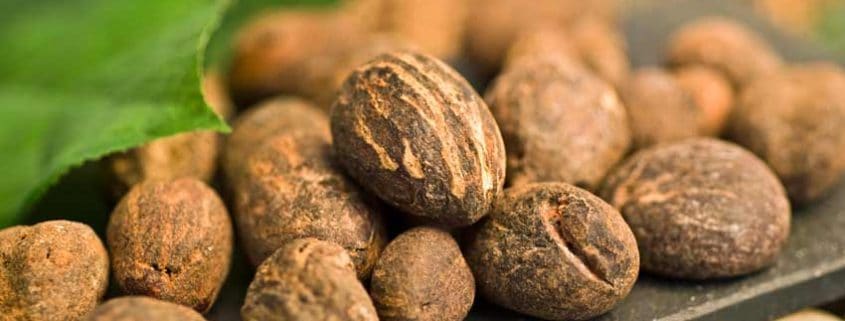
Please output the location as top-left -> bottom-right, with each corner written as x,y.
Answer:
666,16 -> 783,87
0,221 -> 109,321
503,26 -> 580,70
234,119 -> 387,278
370,227 -> 474,321
108,178 -> 233,312
241,238 -> 378,321
86,297 -> 206,321
728,63 -> 845,204
466,183 -> 639,321
672,65 -> 735,136
485,56 -> 630,189
569,17 -> 630,88
330,51 -> 506,227
620,68 -> 701,149
222,97 -> 328,187
600,138 -> 791,279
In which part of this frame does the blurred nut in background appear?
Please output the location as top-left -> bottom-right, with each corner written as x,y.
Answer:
503,26 -> 580,70
87,297 -> 207,321
620,68 -> 701,149
569,17 -> 630,88
0,220 -> 109,321
672,65 -> 735,136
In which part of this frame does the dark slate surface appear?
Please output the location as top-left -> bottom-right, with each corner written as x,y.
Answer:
203,1 -> 845,320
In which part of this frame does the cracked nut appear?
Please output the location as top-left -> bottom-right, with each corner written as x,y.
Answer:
86,297 -> 206,321
466,182 -> 639,321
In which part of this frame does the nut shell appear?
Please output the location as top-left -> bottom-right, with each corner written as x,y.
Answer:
466,183 -> 639,321
600,138 -> 791,279
620,68 -> 701,149
0,221 -> 109,321
86,297 -> 206,321
331,51 -> 506,227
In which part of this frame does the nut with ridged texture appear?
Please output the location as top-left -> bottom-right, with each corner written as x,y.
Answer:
86,297 -> 206,321
466,183 -> 639,321
620,68 -> 701,149
728,63 -> 845,204
330,51 -> 506,227
486,56 -> 630,189
241,238 -> 378,321
108,178 -> 233,312
0,220 -> 109,321
600,138 -> 791,279
370,227 -> 475,321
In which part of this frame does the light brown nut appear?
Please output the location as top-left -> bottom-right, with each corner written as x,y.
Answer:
330,51 -> 506,227
600,138 -> 791,279
241,238 -> 378,321
666,16 -> 783,87
728,63 -> 845,204
620,68 -> 701,149
466,183 -> 639,321
0,221 -> 109,321
569,17 -> 630,88
486,56 -> 630,189
108,178 -> 233,312
370,227 -> 474,321
86,297 -> 206,321
672,65 -> 735,136
503,26 -> 580,70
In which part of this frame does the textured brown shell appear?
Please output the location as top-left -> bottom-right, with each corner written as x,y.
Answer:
486,56 -> 630,189
86,297 -> 206,321
620,68 -> 701,149
673,65 -> 735,136
234,125 -> 387,279
108,179 -> 233,312
331,51 -> 506,227
466,183 -> 639,321
600,138 -> 791,279
728,63 -> 845,204
666,17 -> 783,87
241,238 -> 378,321
0,221 -> 109,321
370,227 -> 475,321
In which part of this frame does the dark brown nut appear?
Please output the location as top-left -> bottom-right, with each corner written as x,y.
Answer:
370,227 -> 474,321
600,138 -> 791,279
728,63 -> 845,204
108,178 -> 233,312
86,297 -> 206,321
330,51 -> 506,227
466,183 -> 639,321
485,56 -> 630,189
672,65 -> 735,136
569,17 -> 630,88
241,238 -> 378,321
666,17 -> 783,87
620,68 -> 701,149
227,9 -> 367,107
0,221 -> 109,321
503,26 -> 580,70
234,123 -> 387,279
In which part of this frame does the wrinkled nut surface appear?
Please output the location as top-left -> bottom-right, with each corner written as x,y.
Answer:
0,220 -> 109,321
667,16 -> 783,86
108,178 -> 233,312
241,238 -> 378,321
467,183 -> 639,321
223,97 -> 328,186
600,138 -> 790,279
672,65 -> 735,136
370,227 -> 475,321
486,56 -> 630,189
729,63 -> 845,204
86,297 -> 206,321
331,51 -> 506,227
234,119 -> 386,278
620,68 -> 701,149
569,17 -> 630,87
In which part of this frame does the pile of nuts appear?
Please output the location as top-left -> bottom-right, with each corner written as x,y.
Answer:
4,1 -> 845,321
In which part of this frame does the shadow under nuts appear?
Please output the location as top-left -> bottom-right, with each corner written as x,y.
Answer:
600,138 -> 791,279
86,297 -> 207,321
485,56 -> 630,189
370,227 -> 475,321
108,178 -> 233,312
241,238 -> 378,321
466,183 -> 639,321
330,51 -> 506,227
0,220 -> 109,321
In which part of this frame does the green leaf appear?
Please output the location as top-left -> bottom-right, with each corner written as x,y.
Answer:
0,1 -> 231,228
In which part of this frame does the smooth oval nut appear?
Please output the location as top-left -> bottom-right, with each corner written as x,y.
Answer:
331,51 -> 506,227
86,297 -> 206,321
